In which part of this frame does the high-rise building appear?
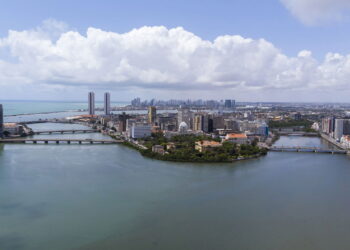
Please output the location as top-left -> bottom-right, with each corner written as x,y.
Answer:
177,108 -> 192,129
118,112 -> 130,132
224,100 -> 232,109
194,115 -> 203,131
104,92 -> 111,115
334,119 -> 345,140
88,92 -> 95,115
231,100 -> 236,109
0,104 -> 3,138
148,106 -> 156,124
131,97 -> 141,107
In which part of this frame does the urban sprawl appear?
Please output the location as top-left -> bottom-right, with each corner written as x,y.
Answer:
1,93 -> 350,162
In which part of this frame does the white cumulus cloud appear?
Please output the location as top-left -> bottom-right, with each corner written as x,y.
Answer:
1,20 -> 350,101
281,0 -> 350,25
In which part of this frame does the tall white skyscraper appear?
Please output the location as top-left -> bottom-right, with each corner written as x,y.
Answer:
104,92 -> 111,115
88,92 -> 95,115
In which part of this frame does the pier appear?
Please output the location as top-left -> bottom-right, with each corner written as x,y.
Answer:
269,146 -> 347,154
0,138 -> 122,145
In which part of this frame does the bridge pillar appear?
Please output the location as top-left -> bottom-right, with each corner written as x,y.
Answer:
45,141 -> 48,144
56,141 -> 59,144
79,141 -> 82,144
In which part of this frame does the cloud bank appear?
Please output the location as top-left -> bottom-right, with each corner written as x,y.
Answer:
0,20 -> 350,100
281,0 -> 350,25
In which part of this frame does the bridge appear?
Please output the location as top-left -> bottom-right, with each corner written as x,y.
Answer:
0,138 -> 122,145
269,146 -> 347,154
274,131 -> 319,137
33,129 -> 98,135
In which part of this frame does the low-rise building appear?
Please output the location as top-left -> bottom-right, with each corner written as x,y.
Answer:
152,145 -> 165,155
195,140 -> 222,153
225,133 -> 248,144
166,142 -> 176,151
340,135 -> 350,149
3,123 -> 25,136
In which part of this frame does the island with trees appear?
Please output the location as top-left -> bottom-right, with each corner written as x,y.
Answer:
123,133 -> 268,163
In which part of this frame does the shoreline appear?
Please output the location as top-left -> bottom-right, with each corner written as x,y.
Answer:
121,140 -> 267,164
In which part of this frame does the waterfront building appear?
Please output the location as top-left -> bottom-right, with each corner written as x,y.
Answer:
104,92 -> 111,115
3,123 -> 25,136
88,92 -> 95,115
340,135 -> 350,149
195,140 -> 222,153
334,119 -> 350,141
334,119 -> 343,141
148,106 -> 157,124
152,145 -> 165,155
0,104 -> 3,138
166,143 -> 176,151
257,123 -> 269,136
321,118 -> 334,134
131,124 -> 152,139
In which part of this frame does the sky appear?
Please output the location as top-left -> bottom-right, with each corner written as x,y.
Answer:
1,0 -> 350,102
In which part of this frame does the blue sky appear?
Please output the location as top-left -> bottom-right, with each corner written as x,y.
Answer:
1,0 -> 350,102
1,0 -> 349,59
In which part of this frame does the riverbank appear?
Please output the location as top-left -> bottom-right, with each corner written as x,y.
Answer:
120,137 -> 267,163
320,133 -> 347,150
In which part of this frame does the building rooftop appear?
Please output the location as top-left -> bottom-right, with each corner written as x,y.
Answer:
196,140 -> 222,147
225,133 -> 247,139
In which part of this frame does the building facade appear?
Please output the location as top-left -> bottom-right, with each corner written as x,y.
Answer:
131,124 -> 152,139
104,92 -> 111,115
148,106 -> 156,124
88,92 -> 95,115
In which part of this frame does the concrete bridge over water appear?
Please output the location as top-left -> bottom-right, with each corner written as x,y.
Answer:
0,138 -> 122,145
269,146 -> 347,154
33,129 -> 98,135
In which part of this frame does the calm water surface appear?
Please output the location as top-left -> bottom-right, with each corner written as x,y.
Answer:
1,124 -> 350,250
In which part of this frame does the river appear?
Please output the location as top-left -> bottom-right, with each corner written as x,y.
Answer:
1,122 -> 350,249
